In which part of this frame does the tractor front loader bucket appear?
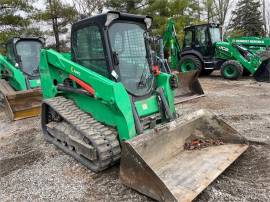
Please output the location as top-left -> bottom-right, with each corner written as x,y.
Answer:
254,59 -> 270,82
174,70 -> 204,104
0,80 -> 42,121
120,110 -> 248,202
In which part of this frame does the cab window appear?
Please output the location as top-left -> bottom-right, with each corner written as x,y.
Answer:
73,25 -> 108,77
184,30 -> 192,48
6,42 -> 16,65
195,26 -> 208,47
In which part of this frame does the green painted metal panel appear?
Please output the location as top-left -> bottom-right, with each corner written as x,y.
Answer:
135,95 -> 159,117
29,78 -> 41,88
156,73 -> 176,115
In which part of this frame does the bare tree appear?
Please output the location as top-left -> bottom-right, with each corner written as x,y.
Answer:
262,0 -> 270,36
37,0 -> 78,51
72,0 -> 105,16
213,0 -> 232,25
203,0 -> 215,23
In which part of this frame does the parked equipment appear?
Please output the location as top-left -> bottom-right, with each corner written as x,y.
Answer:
166,20 -> 270,81
159,18 -> 204,104
39,12 -> 248,201
227,36 -> 270,53
0,37 -> 44,120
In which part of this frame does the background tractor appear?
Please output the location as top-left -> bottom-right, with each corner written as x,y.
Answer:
39,12 -> 248,201
0,37 -> 44,120
157,18 -> 204,104
163,19 -> 270,81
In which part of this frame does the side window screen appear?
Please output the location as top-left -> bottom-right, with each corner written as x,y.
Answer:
6,43 -> 16,65
184,31 -> 192,47
74,25 -> 108,77
195,27 -> 208,46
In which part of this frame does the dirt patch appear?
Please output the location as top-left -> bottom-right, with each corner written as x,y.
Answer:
83,167 -> 151,201
0,151 -> 43,177
0,129 -> 45,177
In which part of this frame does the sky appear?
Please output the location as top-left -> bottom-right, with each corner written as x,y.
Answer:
31,0 -> 270,44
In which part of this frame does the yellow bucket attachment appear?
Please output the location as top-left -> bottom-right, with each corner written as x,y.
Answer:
174,70 -> 204,104
0,80 -> 42,121
120,110 -> 248,202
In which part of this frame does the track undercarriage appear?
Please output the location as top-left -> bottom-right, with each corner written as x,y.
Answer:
41,96 -> 121,172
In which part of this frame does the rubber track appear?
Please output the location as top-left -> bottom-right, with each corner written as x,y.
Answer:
44,96 -> 121,172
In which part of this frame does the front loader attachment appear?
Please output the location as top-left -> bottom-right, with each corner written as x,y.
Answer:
120,110 -> 248,201
0,80 -> 42,121
174,70 -> 204,104
253,59 -> 270,82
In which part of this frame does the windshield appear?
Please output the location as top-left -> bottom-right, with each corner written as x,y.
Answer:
109,22 -> 154,97
16,40 -> 42,76
209,27 -> 221,44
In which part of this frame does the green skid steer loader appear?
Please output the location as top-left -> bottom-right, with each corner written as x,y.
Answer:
0,37 -> 44,120
39,12 -> 248,201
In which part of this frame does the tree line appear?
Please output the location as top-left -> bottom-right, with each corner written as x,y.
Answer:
0,0 -> 268,51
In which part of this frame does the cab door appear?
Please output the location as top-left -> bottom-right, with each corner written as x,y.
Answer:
193,26 -> 213,57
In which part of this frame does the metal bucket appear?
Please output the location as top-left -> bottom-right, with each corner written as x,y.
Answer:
0,80 -> 42,121
174,70 -> 204,104
253,59 -> 270,82
120,110 -> 248,201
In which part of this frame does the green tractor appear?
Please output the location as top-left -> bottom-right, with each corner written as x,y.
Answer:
39,12 -> 248,201
0,37 -> 44,120
164,19 -> 270,81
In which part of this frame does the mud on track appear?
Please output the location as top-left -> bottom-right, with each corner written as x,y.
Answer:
0,73 -> 270,201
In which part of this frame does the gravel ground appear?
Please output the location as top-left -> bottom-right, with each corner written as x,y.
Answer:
0,72 -> 270,201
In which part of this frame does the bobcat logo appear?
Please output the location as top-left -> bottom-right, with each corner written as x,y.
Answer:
70,66 -> 81,76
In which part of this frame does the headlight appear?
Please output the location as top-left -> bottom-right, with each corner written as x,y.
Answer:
105,12 -> 120,26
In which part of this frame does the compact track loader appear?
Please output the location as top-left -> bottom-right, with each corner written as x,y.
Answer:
39,12 -> 248,201
0,37 -> 44,120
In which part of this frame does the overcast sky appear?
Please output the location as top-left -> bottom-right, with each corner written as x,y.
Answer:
31,0 -> 270,44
